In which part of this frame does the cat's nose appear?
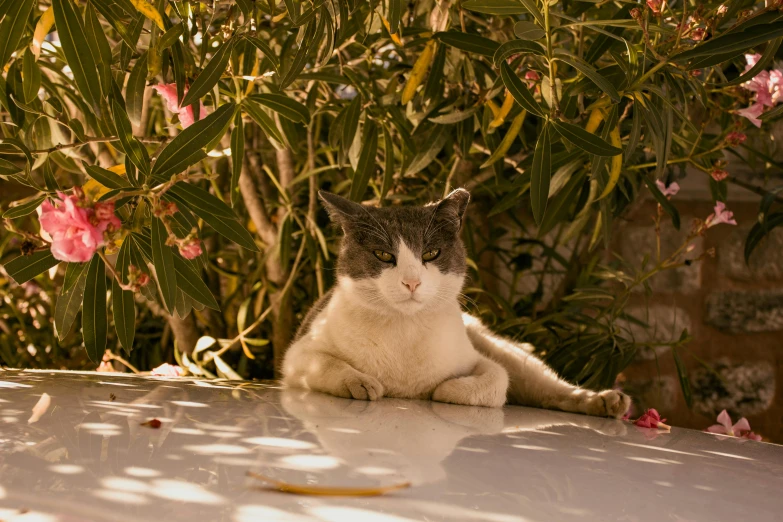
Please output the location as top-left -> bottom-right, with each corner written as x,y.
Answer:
401,279 -> 421,293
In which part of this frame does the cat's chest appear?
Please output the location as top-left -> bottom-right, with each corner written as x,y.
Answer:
325,306 -> 477,396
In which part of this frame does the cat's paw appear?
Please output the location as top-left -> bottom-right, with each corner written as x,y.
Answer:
342,372 -> 384,401
432,376 -> 506,408
585,389 -> 631,419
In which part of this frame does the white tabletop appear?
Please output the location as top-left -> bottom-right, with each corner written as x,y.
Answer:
1,369 -> 781,521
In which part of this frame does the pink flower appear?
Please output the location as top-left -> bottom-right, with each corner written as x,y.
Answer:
717,4 -> 728,16
38,192 -> 121,263
178,238 -> 203,260
741,54 -> 783,111
705,201 -> 737,228
525,70 -> 540,81
151,363 -> 186,377
725,131 -> 746,146
152,84 -> 207,129
690,27 -> 706,41
655,179 -> 680,198
152,200 -> 178,218
97,360 -> 115,372
646,0 -> 664,15
633,408 -> 671,430
706,410 -> 761,440
710,168 -> 729,182
736,103 -> 764,128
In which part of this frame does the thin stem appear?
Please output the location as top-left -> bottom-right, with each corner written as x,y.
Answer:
544,1 -> 560,115
29,136 -> 168,155
105,351 -> 140,374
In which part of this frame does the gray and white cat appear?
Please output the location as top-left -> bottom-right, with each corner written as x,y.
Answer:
282,189 -> 631,418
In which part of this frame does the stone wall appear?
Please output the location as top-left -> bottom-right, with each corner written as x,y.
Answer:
621,189 -> 782,443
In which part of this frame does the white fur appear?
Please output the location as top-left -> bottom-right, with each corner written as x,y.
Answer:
283,239 -> 630,418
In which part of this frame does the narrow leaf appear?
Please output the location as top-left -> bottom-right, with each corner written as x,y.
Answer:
555,53 -> 621,103
86,165 -> 131,189
82,255 -> 107,363
2,196 -> 45,219
552,120 -> 622,156
500,62 -> 542,117
249,93 -> 311,124
52,0 -> 103,110
530,123 -> 552,225
5,250 -> 59,285
230,114 -> 244,207
151,103 -> 236,180
180,39 -> 234,108
112,100 -> 151,176
350,121 -> 379,201
643,177 -> 681,230
173,255 -> 220,310
152,217 -> 177,313
434,31 -> 500,57
55,264 -> 87,340
112,239 -> 136,353
126,53 -> 148,127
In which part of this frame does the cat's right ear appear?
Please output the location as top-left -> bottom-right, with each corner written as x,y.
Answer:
318,191 -> 363,227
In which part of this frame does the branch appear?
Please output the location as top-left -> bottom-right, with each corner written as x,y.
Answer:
30,135 -> 168,154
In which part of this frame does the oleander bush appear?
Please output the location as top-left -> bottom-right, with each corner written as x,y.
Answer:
1,0 -> 783,401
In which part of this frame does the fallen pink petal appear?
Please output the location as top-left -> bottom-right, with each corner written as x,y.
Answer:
151,363 -> 186,377
706,409 -> 761,440
655,179 -> 680,198
633,409 -> 671,430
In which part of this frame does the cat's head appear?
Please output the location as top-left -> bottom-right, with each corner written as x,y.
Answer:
320,189 -> 470,316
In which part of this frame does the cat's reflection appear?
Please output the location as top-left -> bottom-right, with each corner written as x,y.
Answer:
281,389 -> 504,484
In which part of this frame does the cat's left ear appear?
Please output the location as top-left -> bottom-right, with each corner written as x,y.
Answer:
319,190 -> 364,227
435,188 -> 470,227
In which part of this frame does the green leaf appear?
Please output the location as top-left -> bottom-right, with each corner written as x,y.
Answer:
350,121 -> 379,201
554,52 -> 621,103
434,31 -> 500,57
52,0 -> 104,110
5,250 -> 59,285
0,0 -> 34,69
406,124 -> 449,176
159,24 -> 184,50
381,124 -> 394,203
230,114 -> 244,207
552,120 -> 622,157
643,177 -> 681,230
82,255 -> 107,363
167,192 -> 259,252
462,0 -> 528,15
152,217 -> 177,313
167,182 -> 237,219
85,165 -> 132,190
2,195 -> 45,219
62,261 -> 87,294
126,53 -> 148,127
180,39 -> 234,108
538,170 -> 586,237
500,62 -> 542,117
280,19 -> 316,88
243,99 -> 286,148
672,348 -> 692,408
151,102 -> 236,180
112,239 -> 136,354
172,254 -> 219,310
249,93 -> 311,124
111,100 -> 151,176
84,3 -> 112,96
342,95 -> 362,159
0,157 -> 22,175
212,353 -> 242,380
530,123 -> 551,225
55,263 -> 87,341
493,40 -> 545,67
21,50 -> 41,104
672,22 -> 783,63
243,35 -> 280,71
724,37 -> 782,86
429,106 -> 479,124
388,0 -> 403,32
42,161 -> 59,191
513,21 -> 545,40
745,212 -> 783,263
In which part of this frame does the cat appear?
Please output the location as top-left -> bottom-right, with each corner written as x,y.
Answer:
281,189 -> 631,418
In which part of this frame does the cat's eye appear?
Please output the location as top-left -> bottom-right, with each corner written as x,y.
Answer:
373,250 -> 395,263
422,249 -> 441,262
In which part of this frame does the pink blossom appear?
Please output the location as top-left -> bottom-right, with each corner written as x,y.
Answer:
717,4 -> 728,16
633,408 -> 671,430
525,70 -> 540,81
38,192 -> 121,263
151,363 -> 186,377
97,360 -> 115,372
690,27 -> 706,41
705,201 -> 737,228
152,84 -> 207,129
178,238 -> 203,260
706,409 -> 761,440
646,0 -> 664,15
725,131 -> 746,146
736,103 -> 764,128
710,168 -> 729,182
655,179 -> 680,198
741,54 -> 783,111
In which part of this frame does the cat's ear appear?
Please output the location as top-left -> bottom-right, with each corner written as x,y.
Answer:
318,191 -> 363,226
435,188 -> 470,226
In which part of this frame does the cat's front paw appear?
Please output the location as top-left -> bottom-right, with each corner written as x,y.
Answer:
342,372 -> 384,401
586,389 -> 631,419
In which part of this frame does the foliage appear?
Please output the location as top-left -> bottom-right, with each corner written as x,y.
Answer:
1,0 -> 782,391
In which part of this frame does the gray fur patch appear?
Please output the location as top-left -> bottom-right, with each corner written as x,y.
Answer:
319,189 -> 470,281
